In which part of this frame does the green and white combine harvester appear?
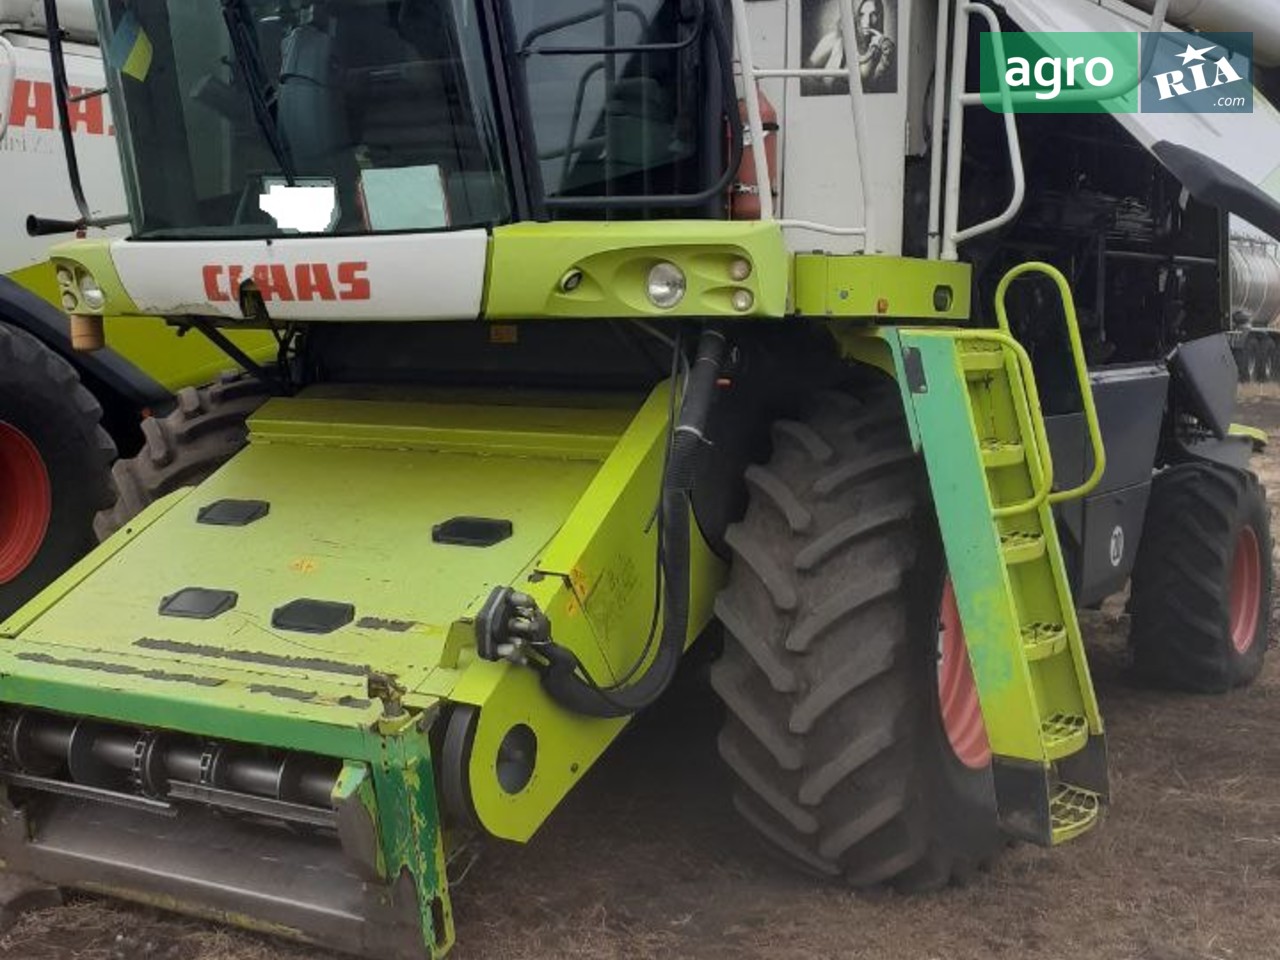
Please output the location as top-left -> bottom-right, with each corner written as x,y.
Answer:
2,0 -> 1279,955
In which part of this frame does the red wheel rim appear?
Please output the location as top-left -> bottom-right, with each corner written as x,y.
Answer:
937,578 -> 992,769
1229,526 -> 1262,655
0,422 -> 52,585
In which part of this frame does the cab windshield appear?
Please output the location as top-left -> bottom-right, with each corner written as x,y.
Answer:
97,0 -> 510,238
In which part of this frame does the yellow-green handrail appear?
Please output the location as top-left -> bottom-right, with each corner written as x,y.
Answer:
995,262 -> 1107,505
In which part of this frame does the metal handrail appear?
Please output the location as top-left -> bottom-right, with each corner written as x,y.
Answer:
996,262 -> 1107,506
937,0 -> 1171,258
941,2 -> 1025,260
728,0 -> 873,245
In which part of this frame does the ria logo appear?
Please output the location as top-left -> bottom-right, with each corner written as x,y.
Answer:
979,31 -> 1253,115
1140,31 -> 1253,113
1151,42 -> 1244,102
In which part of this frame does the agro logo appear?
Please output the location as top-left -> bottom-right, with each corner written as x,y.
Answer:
202,262 -> 371,303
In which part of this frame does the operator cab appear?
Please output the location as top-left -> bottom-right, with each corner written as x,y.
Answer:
98,0 -> 733,239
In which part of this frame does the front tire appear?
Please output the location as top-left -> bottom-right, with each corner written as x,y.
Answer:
95,373 -> 272,539
1129,463 -> 1272,692
0,324 -> 115,619
710,379 -> 1002,889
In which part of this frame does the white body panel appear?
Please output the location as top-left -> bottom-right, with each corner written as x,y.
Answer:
110,232 -> 491,322
0,33 -> 125,274
0,0 -> 99,44
743,0 -> 913,255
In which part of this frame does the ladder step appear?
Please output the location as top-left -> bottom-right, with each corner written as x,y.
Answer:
1041,713 -> 1088,759
1050,784 -> 1101,845
1000,531 -> 1045,565
980,440 -> 1025,469
961,349 -> 1006,374
1021,622 -> 1068,661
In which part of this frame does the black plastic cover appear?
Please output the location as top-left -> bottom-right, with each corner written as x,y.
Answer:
159,588 -> 238,620
1169,334 -> 1238,439
197,499 -> 271,527
432,517 -> 513,548
272,599 -> 356,635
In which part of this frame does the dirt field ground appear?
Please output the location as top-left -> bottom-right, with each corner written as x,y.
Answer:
6,390 -> 1280,960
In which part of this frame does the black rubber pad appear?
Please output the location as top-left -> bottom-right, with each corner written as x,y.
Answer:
272,599 -> 356,635
198,499 -> 271,527
159,588 -> 238,620
432,516 -> 513,547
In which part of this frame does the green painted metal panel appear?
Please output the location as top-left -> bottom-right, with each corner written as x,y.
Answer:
249,392 -> 636,459
486,221 -> 789,319
0,395 -> 619,751
372,731 -> 454,955
794,255 -> 972,320
897,331 -> 1048,762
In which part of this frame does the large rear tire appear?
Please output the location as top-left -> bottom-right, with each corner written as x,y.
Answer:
95,373 -> 272,539
1129,463 -> 1272,693
0,324 -> 115,619
710,378 -> 1002,890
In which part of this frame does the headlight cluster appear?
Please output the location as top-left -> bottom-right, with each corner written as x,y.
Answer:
642,256 -> 756,313
53,261 -> 107,315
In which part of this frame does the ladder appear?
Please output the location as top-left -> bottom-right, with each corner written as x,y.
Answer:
898,262 -> 1110,846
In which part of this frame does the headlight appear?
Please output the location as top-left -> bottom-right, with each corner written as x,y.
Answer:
77,272 -> 106,311
55,267 -> 74,287
728,258 -> 753,282
731,289 -> 755,313
61,292 -> 78,311
646,262 -> 686,310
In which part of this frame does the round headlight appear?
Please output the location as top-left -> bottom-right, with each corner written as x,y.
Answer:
61,292 -> 77,311
728,258 -> 753,282
77,273 -> 106,311
646,262 -> 686,310
731,289 -> 755,313
55,267 -> 74,287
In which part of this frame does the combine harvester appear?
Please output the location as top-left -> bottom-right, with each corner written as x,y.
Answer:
0,0 -> 274,620
1,0 -> 1278,955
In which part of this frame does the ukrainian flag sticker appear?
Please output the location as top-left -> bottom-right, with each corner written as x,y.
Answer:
106,10 -> 153,82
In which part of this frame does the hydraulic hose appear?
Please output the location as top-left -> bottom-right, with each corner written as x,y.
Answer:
539,327 -> 729,718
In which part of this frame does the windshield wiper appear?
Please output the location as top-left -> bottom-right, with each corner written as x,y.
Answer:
221,0 -> 296,184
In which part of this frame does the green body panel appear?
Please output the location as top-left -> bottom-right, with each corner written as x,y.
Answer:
9,258 -> 275,392
850,322 -> 1106,843
0,381 -> 725,842
486,221 -> 789,319
48,238 -> 141,316
450,383 -> 724,841
892,332 -> 1048,759
370,732 -> 454,955
794,254 -> 972,321
1,391 -> 613,750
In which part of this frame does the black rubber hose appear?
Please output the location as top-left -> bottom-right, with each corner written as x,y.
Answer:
539,327 -> 728,717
